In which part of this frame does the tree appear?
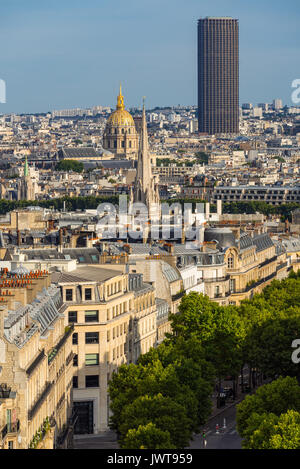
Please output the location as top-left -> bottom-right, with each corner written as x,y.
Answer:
55,159 -> 84,173
122,423 -> 176,449
194,152 -> 209,164
236,376 -> 300,444
137,337 -> 215,426
244,313 -> 300,381
118,394 -> 192,448
109,359 -> 198,433
169,293 -> 246,388
242,410 -> 300,449
108,364 -> 146,432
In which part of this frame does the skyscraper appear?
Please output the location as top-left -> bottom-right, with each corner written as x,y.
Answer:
198,17 -> 239,135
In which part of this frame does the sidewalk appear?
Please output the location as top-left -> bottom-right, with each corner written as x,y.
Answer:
207,383 -> 244,422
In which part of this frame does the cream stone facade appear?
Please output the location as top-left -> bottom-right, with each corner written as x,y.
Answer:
0,268 -> 73,450
53,266 -> 157,434
0,208 -> 48,233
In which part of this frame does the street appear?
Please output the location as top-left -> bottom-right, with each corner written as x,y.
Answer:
189,403 -> 242,449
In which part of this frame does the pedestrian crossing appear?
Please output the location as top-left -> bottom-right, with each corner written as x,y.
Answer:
204,428 -> 237,436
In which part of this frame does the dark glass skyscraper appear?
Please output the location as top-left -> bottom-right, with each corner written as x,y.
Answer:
198,17 -> 239,135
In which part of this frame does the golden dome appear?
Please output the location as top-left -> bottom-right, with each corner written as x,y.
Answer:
106,84 -> 135,127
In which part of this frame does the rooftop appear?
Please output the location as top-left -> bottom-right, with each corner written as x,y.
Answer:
51,265 -> 123,285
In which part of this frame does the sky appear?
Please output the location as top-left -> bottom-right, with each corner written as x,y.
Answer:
0,0 -> 299,114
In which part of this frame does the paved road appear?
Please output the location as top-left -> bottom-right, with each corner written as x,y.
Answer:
74,405 -> 242,450
74,431 -> 119,450
189,403 -> 242,449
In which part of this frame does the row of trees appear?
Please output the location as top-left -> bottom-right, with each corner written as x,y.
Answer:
236,269 -> 300,449
108,270 -> 300,449
0,195 -> 120,215
161,199 -> 300,222
236,377 -> 300,449
109,337 -> 215,448
0,191 -> 298,222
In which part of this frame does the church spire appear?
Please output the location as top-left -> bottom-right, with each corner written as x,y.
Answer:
24,155 -> 29,177
116,83 -> 125,110
133,97 -> 160,216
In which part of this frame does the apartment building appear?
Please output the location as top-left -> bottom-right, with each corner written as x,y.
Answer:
0,267 -> 73,449
53,266 -> 157,434
212,185 -> 300,205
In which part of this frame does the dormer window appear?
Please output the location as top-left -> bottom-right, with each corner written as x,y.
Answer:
227,256 -> 234,269
85,288 -> 92,301
66,289 -> 73,301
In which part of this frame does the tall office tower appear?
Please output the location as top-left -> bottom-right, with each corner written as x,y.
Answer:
198,17 -> 239,135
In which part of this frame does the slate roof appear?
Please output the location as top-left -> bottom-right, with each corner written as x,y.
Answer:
21,248 -> 101,264
51,266 -> 122,285
239,231 -> 255,251
60,147 -> 100,159
252,233 -> 274,252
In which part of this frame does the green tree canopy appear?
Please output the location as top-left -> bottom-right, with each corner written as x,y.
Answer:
236,376 -> 300,445
242,410 -> 300,449
118,394 -> 192,449
122,423 -> 176,449
55,159 -> 84,173
169,293 -> 246,380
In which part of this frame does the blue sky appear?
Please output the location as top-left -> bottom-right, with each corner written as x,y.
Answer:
0,0 -> 299,113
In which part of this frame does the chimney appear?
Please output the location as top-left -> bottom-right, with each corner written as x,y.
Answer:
17,230 -> 21,247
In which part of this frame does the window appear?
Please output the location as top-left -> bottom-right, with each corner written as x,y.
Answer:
78,256 -> 85,263
72,333 -> 78,345
73,354 -> 78,367
66,289 -> 73,301
85,332 -> 99,344
73,376 -> 78,388
227,256 -> 234,269
85,375 -> 99,388
85,354 -> 99,366
8,441 -> 14,450
68,311 -> 77,323
85,288 -> 92,301
85,311 -> 98,323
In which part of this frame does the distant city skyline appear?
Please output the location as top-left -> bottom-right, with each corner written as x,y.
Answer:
0,0 -> 299,114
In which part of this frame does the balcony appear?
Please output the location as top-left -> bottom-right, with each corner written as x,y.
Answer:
28,381 -> 53,421
2,420 -> 20,440
171,290 -> 186,302
276,262 -> 288,271
204,275 -> 230,283
232,272 -> 277,295
26,349 -> 46,376
259,256 -> 277,268
48,324 -> 74,365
